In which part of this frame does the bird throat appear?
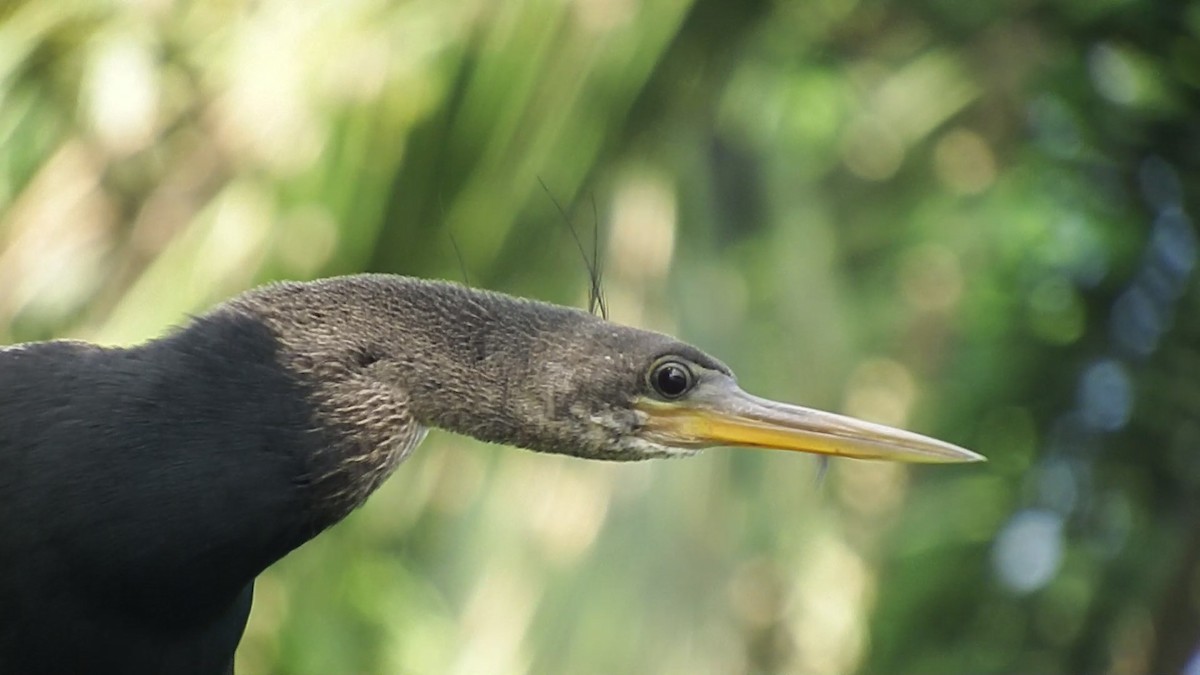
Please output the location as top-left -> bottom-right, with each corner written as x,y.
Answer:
290,362 -> 429,528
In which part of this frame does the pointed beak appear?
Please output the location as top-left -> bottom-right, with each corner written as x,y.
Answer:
635,378 -> 983,464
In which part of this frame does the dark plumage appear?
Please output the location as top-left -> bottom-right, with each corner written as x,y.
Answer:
0,274 -> 980,674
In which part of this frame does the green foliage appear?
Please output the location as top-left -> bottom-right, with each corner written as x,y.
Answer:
2,0 -> 1199,672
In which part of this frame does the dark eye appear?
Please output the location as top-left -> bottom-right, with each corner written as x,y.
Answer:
650,360 -> 694,399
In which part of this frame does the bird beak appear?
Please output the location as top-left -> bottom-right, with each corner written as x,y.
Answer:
635,378 -> 984,464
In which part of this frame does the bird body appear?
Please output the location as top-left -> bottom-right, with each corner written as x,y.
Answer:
0,275 -> 980,673
0,310 -> 321,673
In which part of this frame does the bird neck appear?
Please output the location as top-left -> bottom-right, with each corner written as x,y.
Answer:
231,275 -> 619,464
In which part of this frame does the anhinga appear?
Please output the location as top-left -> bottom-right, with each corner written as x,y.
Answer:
0,274 -> 981,674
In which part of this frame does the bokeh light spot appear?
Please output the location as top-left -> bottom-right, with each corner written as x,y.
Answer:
85,34 -> 160,155
728,557 -> 788,628
841,116 -> 904,181
1036,458 -> 1081,515
899,244 -> 964,313
1183,646 -> 1200,675
1111,285 -> 1165,357
933,128 -> 996,195
1151,207 -> 1197,282
844,357 -> 917,429
992,509 -> 1065,594
789,534 -> 872,675
835,460 -> 909,520
608,170 -> 677,283
1088,43 -> 1142,105
1078,358 -> 1133,432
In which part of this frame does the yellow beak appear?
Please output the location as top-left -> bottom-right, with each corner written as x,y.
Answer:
635,379 -> 983,464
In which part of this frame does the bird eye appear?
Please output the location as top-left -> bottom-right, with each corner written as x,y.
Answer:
649,360 -> 694,399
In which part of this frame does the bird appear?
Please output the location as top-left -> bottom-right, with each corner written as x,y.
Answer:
0,274 -> 982,674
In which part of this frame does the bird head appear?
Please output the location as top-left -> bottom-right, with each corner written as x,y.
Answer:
500,313 -> 983,463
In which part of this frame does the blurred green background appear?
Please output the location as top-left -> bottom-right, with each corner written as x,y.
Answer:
3,0 -> 1200,672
